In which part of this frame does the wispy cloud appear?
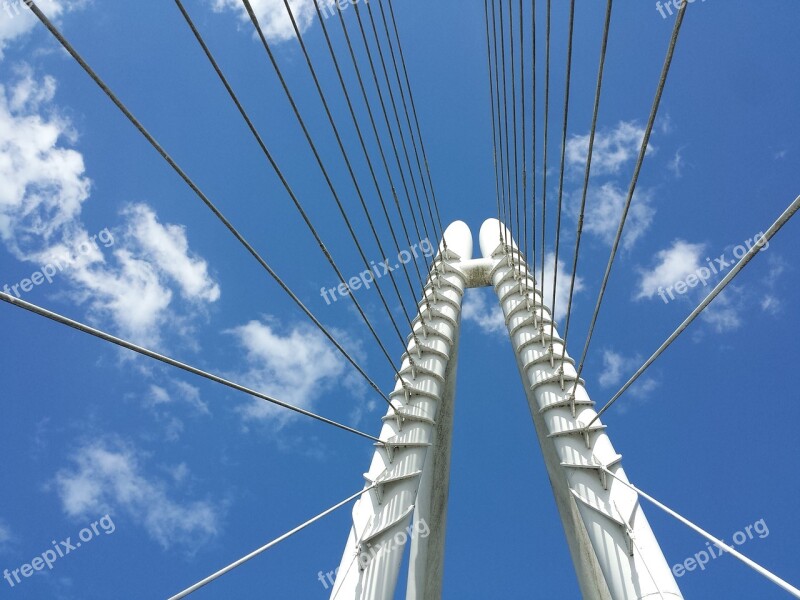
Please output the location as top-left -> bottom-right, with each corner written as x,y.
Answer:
54,439 -> 221,551
700,289 -> 743,333
597,349 -> 658,403
0,1 -> 86,59
66,204 -> 220,346
636,239 -> 706,301
0,65 -> 90,256
668,148 -> 685,178
144,380 -> 210,442
212,0 -> 330,43
461,288 -> 506,335
0,69 -> 220,346
534,251 -> 585,323
566,121 -> 654,177
579,182 -> 655,251
0,518 -> 12,553
228,319 -> 348,425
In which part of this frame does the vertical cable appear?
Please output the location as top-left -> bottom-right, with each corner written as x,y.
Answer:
485,0 -> 505,244
548,0 -> 576,344
559,0 -> 614,364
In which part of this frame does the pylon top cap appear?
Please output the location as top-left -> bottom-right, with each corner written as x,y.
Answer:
440,220 -> 472,261
479,218 -> 516,258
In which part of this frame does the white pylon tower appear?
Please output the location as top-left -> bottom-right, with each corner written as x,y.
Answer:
331,219 -> 683,600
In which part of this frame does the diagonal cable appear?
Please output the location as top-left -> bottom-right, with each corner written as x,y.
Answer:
332,2 -> 426,290
600,466 -> 800,598
519,0 -> 529,287
570,3 -> 688,398
0,293 -> 381,442
359,1 -> 434,247
530,0 -> 537,277
540,0 -> 551,287
383,0 -> 447,243
490,0 -> 509,239
559,0 -> 613,363
306,0 -> 424,320
508,0 -> 522,276
349,2 -> 431,272
240,0 -> 411,384
498,0 -> 515,245
589,194 -> 800,425
484,0 -> 505,244
375,0 -> 441,247
278,0 -> 421,332
548,0 -> 576,343
24,0 -> 388,404
166,483 -> 377,600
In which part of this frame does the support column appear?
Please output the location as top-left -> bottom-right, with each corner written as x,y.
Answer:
330,221 -> 471,600
479,218 -> 683,600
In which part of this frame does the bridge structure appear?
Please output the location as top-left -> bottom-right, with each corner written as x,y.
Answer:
3,1 -> 800,599
329,219 -> 682,600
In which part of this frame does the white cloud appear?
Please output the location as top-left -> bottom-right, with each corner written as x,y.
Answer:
0,66 -> 90,256
597,349 -> 658,402
598,349 -> 629,388
534,251 -> 584,323
212,0 -> 325,43
54,439 -> 221,550
461,288 -> 505,335
636,239 -> 706,300
761,295 -> 780,315
0,70 -> 220,345
65,203 -> 220,345
756,255 -> 786,316
146,381 -> 209,415
701,291 -> 742,333
67,246 -> 174,344
566,121 -> 654,177
581,182 -> 655,251
123,205 -> 220,303
0,518 -> 12,551
228,319 -> 346,423
668,148 -> 685,178
144,381 -> 209,441
0,0 -> 85,58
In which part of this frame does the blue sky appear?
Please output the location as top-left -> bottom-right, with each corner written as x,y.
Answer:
0,0 -> 799,598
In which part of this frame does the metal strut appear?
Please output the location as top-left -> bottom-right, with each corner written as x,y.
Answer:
330,222 -> 471,600
479,218 -> 683,600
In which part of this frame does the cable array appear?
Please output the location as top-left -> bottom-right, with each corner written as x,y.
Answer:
11,2 -> 799,598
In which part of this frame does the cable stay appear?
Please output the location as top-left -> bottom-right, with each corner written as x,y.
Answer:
26,0 -> 389,405
0,293 -> 381,443
375,0 -> 442,247
548,0 -> 576,345
166,484 -> 377,600
384,0 -> 447,244
589,194 -> 800,425
240,0 -> 415,387
358,1 -> 436,248
559,0 -> 614,364
570,2 -> 688,399
601,466 -> 800,599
